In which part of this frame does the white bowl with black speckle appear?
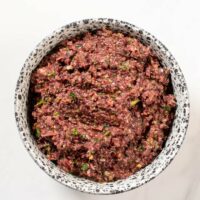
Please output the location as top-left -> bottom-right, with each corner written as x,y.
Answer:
14,18 -> 190,194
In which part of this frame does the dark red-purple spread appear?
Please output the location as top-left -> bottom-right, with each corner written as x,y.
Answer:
30,29 -> 176,182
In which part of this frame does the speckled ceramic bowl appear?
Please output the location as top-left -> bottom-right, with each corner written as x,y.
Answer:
14,18 -> 190,194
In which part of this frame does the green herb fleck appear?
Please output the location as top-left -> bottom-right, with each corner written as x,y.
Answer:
119,65 -> 129,70
47,71 -> 56,78
45,97 -> 52,103
69,92 -> 77,102
81,163 -> 89,171
127,38 -> 133,44
71,128 -> 79,136
36,99 -> 45,106
98,92 -> 105,96
34,128 -> 40,138
119,62 -> 129,70
138,145 -> 144,152
103,123 -> 110,129
111,94 -> 116,100
53,111 -> 60,117
64,47 -> 70,56
162,105 -> 171,112
103,123 -> 111,137
104,130 -> 111,137
45,144 -> 51,153
130,99 -> 140,107
81,134 -> 87,139
76,44 -> 82,49
35,84 -> 42,89
94,138 -> 100,142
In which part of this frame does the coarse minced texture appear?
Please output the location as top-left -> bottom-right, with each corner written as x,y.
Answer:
30,29 -> 176,182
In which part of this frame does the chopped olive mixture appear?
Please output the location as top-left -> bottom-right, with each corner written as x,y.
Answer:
30,29 -> 176,182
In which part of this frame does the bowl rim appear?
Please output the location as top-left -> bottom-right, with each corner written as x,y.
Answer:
14,18 -> 190,195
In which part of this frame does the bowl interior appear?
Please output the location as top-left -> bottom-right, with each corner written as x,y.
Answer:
14,18 -> 189,194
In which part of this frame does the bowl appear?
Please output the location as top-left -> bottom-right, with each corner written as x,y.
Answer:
14,18 -> 190,194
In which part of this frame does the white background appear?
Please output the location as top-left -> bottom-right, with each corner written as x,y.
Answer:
0,0 -> 200,199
